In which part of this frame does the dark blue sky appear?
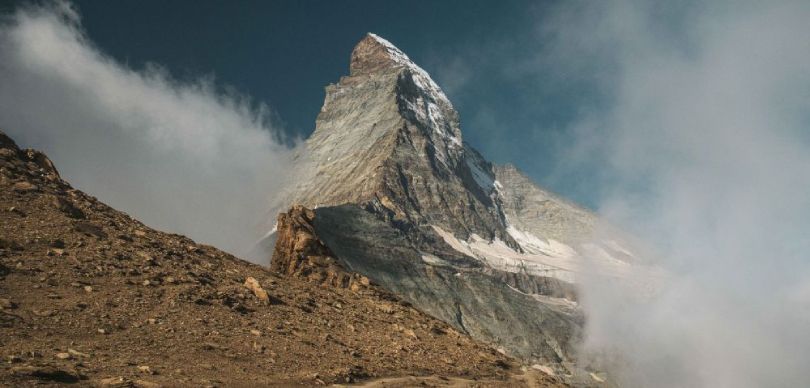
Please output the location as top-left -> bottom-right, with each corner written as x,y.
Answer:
29,0 -> 609,208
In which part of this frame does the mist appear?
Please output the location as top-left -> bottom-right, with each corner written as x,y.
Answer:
539,1 -> 810,386
0,2 -> 296,262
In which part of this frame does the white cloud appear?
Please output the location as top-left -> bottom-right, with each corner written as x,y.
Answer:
538,1 -> 810,386
0,1 -> 297,262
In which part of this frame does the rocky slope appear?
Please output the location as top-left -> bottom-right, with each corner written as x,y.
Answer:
0,130 -> 566,387
270,33 -> 638,381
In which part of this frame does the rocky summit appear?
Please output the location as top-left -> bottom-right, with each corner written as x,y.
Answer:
270,33 -> 641,381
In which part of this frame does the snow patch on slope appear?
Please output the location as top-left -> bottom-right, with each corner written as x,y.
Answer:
466,156 -> 496,192
432,225 -> 578,283
506,225 -> 577,258
431,224 -> 650,288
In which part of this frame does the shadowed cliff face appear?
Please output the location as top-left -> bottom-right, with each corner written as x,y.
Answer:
311,205 -> 583,365
270,205 -> 370,290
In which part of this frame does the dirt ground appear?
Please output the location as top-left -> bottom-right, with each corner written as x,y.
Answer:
0,130 -> 567,387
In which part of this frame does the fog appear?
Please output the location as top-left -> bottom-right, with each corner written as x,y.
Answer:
541,1 -> 810,386
0,2 -> 296,262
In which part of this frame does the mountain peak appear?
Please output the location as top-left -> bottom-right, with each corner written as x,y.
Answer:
350,33 -> 414,75
349,32 -> 404,75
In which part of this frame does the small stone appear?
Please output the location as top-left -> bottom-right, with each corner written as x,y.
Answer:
0,298 -> 16,310
134,230 -> 147,237
50,239 -> 66,248
97,328 -> 107,335
55,352 -> 72,360
531,364 -> 555,376
243,277 -> 269,302
47,248 -> 65,256
403,328 -> 418,340
590,372 -> 606,383
84,286 -> 93,293
252,342 -> 266,353
12,181 -> 38,193
249,329 -> 261,336
68,348 -> 90,358
138,251 -> 156,265
142,280 -> 151,286
74,222 -> 108,239
137,365 -> 155,375
134,379 -> 162,388
50,195 -> 86,219
97,376 -> 131,387
147,318 -> 157,325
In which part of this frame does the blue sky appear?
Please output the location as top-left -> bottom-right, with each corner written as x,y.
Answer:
63,0 -> 603,207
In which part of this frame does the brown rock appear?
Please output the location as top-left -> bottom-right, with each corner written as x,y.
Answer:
12,181 -> 38,193
74,222 -> 108,239
0,297 -> 16,309
23,148 -> 60,177
50,195 -> 86,219
96,376 -> 133,387
68,348 -> 91,358
243,277 -> 269,302
11,365 -> 82,383
270,205 -> 365,290
134,380 -> 162,388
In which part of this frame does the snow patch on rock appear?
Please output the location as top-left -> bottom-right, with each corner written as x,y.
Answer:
432,225 -> 656,287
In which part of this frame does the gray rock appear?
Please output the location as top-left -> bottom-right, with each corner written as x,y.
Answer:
269,33 -> 637,369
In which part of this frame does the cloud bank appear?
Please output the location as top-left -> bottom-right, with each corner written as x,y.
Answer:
0,2 -> 296,262
538,1 -> 810,386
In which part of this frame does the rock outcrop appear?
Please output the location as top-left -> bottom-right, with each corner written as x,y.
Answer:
270,205 -> 369,290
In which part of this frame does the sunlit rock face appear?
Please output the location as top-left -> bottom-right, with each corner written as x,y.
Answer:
271,33 -> 638,371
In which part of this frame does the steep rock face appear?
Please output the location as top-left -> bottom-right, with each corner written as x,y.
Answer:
270,33 -> 639,376
493,164 -> 638,273
495,164 -> 596,246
